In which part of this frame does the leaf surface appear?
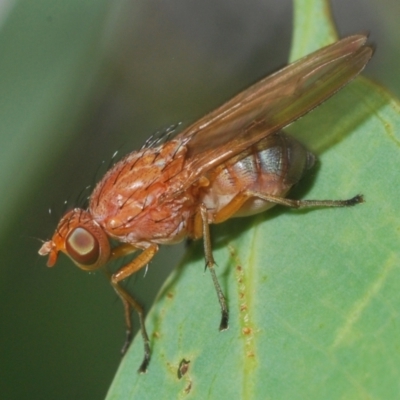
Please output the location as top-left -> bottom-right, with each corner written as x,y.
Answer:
107,1 -> 400,398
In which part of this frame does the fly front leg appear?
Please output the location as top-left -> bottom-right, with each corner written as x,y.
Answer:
111,244 -> 159,282
108,243 -> 159,373
110,279 -> 150,373
197,204 -> 229,331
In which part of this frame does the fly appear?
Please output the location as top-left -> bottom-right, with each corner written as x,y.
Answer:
39,34 -> 373,373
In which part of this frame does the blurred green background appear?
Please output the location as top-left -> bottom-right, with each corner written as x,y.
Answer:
0,0 -> 399,399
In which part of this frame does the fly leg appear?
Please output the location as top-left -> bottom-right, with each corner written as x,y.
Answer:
107,243 -> 159,373
195,204 -> 229,331
244,192 -> 364,209
211,191 -> 363,226
109,280 -> 149,372
212,191 -> 363,225
193,196 -> 267,330
193,192 -> 362,334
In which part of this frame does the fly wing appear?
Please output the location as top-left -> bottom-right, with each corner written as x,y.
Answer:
174,34 -> 373,192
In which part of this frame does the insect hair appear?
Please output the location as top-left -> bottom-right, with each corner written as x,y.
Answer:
45,122 -> 184,235
140,123 -> 182,149
45,197 -> 73,237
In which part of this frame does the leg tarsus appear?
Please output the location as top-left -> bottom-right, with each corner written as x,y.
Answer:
246,192 -> 365,209
207,262 -> 229,331
138,347 -> 151,374
344,194 -> 364,206
119,297 -> 133,355
200,204 -> 229,331
121,329 -> 132,356
109,278 -> 151,373
105,246 -> 158,372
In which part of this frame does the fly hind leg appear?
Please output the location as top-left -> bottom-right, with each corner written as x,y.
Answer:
212,191 -> 363,224
243,192 -> 364,209
193,191 -> 362,334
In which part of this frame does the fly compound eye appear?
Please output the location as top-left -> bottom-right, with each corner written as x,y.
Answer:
66,227 -> 100,266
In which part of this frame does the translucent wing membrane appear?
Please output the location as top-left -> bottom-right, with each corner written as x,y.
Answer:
174,34 -> 373,192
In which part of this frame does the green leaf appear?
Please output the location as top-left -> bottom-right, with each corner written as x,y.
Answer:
107,0 -> 400,398
290,0 -> 338,61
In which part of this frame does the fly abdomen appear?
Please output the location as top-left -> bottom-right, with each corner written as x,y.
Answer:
256,131 -> 315,186
202,131 -> 315,218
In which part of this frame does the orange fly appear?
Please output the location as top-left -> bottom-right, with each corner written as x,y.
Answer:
39,35 -> 373,372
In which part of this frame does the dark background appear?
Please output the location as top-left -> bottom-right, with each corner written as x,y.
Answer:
0,0 -> 399,399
